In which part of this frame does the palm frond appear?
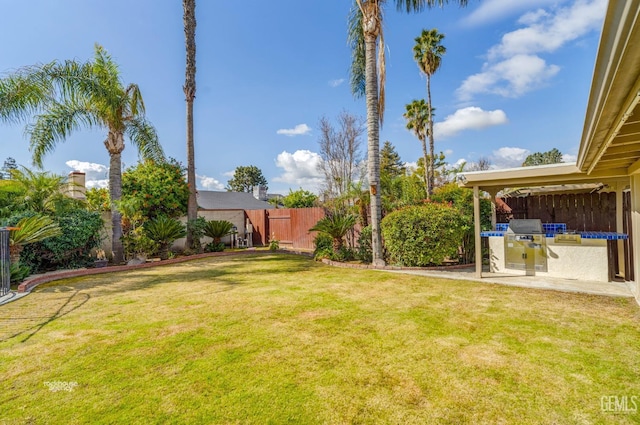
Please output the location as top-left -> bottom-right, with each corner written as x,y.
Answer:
125,117 -> 165,163
395,0 -> 468,13
348,1 -> 366,98
27,100 -> 99,167
9,214 -> 62,247
0,64 -> 56,124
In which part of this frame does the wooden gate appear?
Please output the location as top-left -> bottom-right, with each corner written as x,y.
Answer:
244,208 -> 325,250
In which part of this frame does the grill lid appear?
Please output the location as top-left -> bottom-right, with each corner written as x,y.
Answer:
507,219 -> 543,234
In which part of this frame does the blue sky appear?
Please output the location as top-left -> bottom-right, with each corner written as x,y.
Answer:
0,0 -> 607,194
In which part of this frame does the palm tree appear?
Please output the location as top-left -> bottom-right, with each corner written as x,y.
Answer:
348,0 -> 467,266
183,0 -> 199,252
403,99 -> 432,195
143,216 -> 186,260
0,44 -> 164,264
309,213 -> 357,252
413,28 -> 446,196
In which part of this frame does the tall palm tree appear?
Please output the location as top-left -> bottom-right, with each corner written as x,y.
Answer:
183,0 -> 199,252
413,28 -> 446,196
0,44 -> 164,264
403,99 -> 432,195
348,0 -> 467,266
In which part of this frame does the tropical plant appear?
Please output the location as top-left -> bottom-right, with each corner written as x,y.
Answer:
7,214 -> 62,263
203,220 -> 234,244
404,99 -> 432,194
183,0 -> 198,251
8,167 -> 82,214
413,28 -> 446,196
143,216 -> 186,260
348,0 -> 468,266
0,44 -> 165,264
309,212 -> 357,252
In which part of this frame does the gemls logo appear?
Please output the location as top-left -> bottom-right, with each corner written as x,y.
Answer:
601,395 -> 638,413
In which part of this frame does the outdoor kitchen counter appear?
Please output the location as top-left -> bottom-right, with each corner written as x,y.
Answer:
482,226 -> 627,282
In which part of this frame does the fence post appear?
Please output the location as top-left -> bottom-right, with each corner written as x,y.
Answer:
0,228 -> 10,297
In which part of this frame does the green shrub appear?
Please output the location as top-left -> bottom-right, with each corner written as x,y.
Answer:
356,225 -> 372,263
381,203 -> 467,267
313,233 -> 333,260
10,262 -> 31,283
204,241 -> 225,253
19,209 -> 104,272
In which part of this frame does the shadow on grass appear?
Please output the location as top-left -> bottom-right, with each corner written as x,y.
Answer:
0,290 -> 90,343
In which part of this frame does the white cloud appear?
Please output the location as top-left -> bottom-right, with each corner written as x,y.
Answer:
66,160 -> 109,189
457,0 -> 606,101
329,78 -> 345,88
434,107 -> 508,138
276,124 -> 311,137
462,0 -> 560,26
197,174 -> 224,190
488,0 -> 606,60
273,150 -> 324,190
491,147 -> 530,168
562,153 -> 577,163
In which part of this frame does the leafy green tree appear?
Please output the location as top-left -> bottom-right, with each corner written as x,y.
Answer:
0,179 -> 24,218
183,0 -> 198,251
282,188 -> 318,208
226,165 -> 268,193
0,44 -> 165,264
85,187 -> 111,212
203,220 -> 234,252
380,141 -> 405,179
348,0 -> 468,266
522,148 -> 564,166
413,28 -> 446,196
121,159 -> 189,221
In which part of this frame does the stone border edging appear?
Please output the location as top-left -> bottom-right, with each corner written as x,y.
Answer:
321,258 -> 475,271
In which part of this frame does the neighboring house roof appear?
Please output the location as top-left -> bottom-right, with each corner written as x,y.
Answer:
197,191 -> 275,210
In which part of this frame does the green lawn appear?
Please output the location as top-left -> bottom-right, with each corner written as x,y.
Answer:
1,254 -> 639,424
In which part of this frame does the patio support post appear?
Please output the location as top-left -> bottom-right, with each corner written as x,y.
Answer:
474,185 -> 482,278
631,175 -> 640,302
615,182 -> 626,278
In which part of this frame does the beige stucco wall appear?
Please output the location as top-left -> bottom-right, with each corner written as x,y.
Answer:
488,236 -> 609,282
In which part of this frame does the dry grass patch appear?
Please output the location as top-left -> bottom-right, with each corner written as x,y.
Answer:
0,253 -> 639,424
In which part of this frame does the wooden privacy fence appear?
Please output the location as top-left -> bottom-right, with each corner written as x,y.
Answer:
245,207 -> 325,250
497,192 -> 617,231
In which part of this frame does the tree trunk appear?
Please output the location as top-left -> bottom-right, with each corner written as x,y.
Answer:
364,29 -> 385,266
420,135 -> 430,196
427,75 -> 435,198
106,131 -> 125,264
183,0 -> 199,252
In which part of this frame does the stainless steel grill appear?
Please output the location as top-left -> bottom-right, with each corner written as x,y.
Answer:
504,219 -> 547,275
